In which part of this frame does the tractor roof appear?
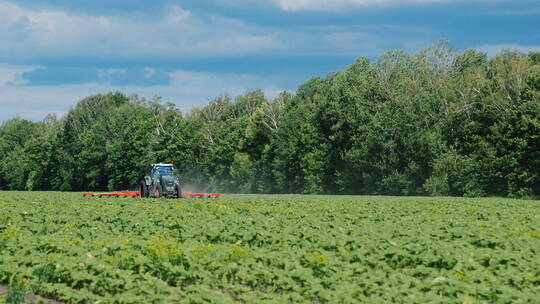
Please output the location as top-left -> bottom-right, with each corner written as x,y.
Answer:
152,164 -> 174,167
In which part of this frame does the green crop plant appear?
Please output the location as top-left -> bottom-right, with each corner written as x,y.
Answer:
0,192 -> 538,303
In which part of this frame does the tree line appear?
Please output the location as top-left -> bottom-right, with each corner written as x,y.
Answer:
1,42 -> 539,198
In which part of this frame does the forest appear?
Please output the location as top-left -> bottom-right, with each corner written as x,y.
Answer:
1,42 -> 539,198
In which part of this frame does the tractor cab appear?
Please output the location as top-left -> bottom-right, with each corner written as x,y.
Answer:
150,164 -> 174,179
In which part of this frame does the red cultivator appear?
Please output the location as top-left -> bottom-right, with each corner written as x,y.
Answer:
83,190 -> 140,198
83,191 -> 221,199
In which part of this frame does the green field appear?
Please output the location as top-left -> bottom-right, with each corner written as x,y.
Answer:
0,192 -> 539,303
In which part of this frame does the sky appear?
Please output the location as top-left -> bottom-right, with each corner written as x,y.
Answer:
0,0 -> 539,122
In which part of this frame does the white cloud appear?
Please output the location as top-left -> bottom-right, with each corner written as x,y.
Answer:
0,1 -> 279,60
143,68 -> 157,79
270,0 -> 453,11
0,1 -> 436,62
474,44 -> 540,57
0,63 -> 37,85
277,24 -> 433,57
0,64 -> 290,122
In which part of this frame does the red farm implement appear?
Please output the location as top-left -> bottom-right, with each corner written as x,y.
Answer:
83,191 -> 221,199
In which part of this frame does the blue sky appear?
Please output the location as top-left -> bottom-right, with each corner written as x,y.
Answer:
1,0 -> 539,121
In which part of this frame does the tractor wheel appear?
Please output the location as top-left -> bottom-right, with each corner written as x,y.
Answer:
153,185 -> 162,198
140,181 -> 149,198
175,186 -> 182,198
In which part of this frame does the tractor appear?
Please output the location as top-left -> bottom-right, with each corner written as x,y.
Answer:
140,164 -> 182,198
